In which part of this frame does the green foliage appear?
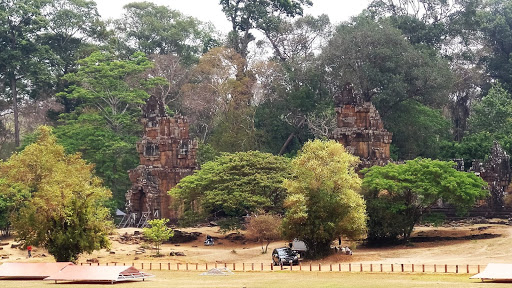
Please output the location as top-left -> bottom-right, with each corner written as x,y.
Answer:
0,126 -> 113,262
143,218 -> 174,255
470,84 -> 512,135
0,0 -> 55,146
281,140 -> 367,258
53,112 -> 139,207
322,16 -> 453,159
479,0 -> 512,91
441,84 -> 512,166
220,0 -> 312,58
385,100 -> 451,159
58,51 -> 157,131
197,142 -> 221,166
323,16 -> 452,111
170,151 -> 291,227
439,132 -> 494,168
362,158 -> 488,245
114,2 -> 218,63
421,212 -> 446,227
55,51 -> 160,209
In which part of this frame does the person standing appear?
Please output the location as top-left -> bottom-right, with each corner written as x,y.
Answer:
27,245 -> 32,258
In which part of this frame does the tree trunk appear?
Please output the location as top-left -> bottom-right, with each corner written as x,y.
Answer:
11,76 -> 19,147
279,133 -> 295,155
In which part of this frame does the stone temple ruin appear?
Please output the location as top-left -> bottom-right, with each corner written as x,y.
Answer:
470,142 -> 511,212
121,96 -> 198,227
330,83 -> 393,169
436,142 -> 512,217
329,84 -> 512,216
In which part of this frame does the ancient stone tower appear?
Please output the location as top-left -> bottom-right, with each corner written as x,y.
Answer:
125,96 -> 197,225
330,83 -> 393,169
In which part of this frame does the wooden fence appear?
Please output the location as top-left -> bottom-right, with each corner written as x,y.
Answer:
79,262 -> 482,274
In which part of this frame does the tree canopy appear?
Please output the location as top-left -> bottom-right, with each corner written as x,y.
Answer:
114,1 -> 217,63
143,218 -> 173,255
281,139 -> 367,258
361,158 -> 488,245
170,151 -> 291,228
0,126 -> 113,262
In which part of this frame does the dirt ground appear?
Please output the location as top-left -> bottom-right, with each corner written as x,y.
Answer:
1,220 -> 511,266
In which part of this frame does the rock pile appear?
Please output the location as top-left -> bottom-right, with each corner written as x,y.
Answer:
200,267 -> 234,276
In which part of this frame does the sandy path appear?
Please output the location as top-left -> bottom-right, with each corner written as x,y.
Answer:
1,224 -> 511,266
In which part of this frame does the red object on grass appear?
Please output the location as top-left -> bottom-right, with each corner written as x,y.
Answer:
0,262 -> 73,279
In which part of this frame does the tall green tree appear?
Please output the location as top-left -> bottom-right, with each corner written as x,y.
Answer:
385,100 -> 451,159
440,84 -> 512,165
479,0 -> 512,91
56,51 -> 161,206
170,151 -> 291,227
362,158 -> 487,245
53,112 -> 139,207
0,0 -> 53,147
253,15 -> 333,155
282,140 -> 367,258
59,51 -> 156,132
323,16 -> 452,114
43,0 -> 107,113
0,126 -> 113,262
220,0 -> 312,59
469,83 -> 512,136
114,2 -> 217,63
367,0 -> 485,142
322,16 -> 453,159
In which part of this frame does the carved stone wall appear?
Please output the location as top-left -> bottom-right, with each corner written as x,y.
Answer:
126,96 -> 198,221
470,142 -> 511,211
330,83 -> 393,169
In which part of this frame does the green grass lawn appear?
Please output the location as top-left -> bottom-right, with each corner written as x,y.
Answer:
0,271 -> 504,288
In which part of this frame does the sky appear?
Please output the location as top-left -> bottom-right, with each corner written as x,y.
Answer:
96,0 -> 372,33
